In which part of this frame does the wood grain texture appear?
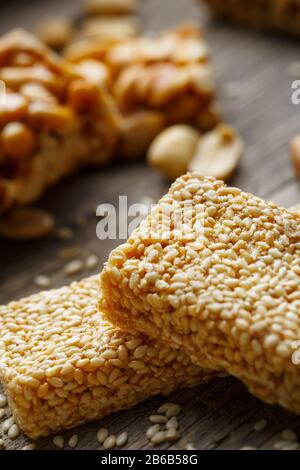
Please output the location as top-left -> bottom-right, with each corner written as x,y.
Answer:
1,0 -> 300,451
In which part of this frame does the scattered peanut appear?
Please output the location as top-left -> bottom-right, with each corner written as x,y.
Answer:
147,125 -> 200,180
0,207 -> 55,240
188,124 -> 243,181
290,134 -> 300,178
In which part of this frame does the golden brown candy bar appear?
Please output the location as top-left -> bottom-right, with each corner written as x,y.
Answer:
0,30 -> 120,213
203,0 -> 300,38
65,25 -> 221,133
0,276 -> 214,439
101,174 -> 300,414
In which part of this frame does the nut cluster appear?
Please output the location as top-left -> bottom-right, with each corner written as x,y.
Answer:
0,275 -> 213,438
101,173 -> 300,414
0,29 -> 119,213
65,25 -> 220,131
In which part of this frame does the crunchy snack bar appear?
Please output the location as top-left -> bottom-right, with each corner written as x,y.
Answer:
203,0 -> 300,38
65,25 -> 221,132
101,174 -> 300,414
0,276 -> 214,439
0,29 -> 120,213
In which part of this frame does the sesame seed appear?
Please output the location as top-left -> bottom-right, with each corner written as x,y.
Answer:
97,428 -> 109,444
165,404 -> 181,418
34,275 -> 51,288
85,254 -> 99,270
165,427 -> 180,442
185,443 -> 196,450
64,259 -> 84,276
2,417 -> 14,433
53,435 -> 64,449
0,409 -> 5,418
55,227 -> 74,240
151,431 -> 166,445
166,417 -> 179,430
0,393 -> 7,408
116,432 -> 128,448
254,419 -> 267,432
240,446 -> 256,450
103,435 -> 116,449
281,429 -> 297,441
68,434 -> 78,448
149,415 -> 168,424
21,443 -> 36,450
146,424 -> 160,440
8,423 -> 20,439
0,439 -> 5,449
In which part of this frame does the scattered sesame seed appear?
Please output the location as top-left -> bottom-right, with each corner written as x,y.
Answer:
34,275 -> 51,288
2,417 -> 14,433
151,431 -> 167,445
0,394 -> 7,408
7,423 -> 20,439
85,254 -> 99,270
0,439 -> 5,449
64,259 -> 84,276
240,446 -> 257,450
185,443 -> 196,450
68,434 -> 78,448
281,429 -> 297,442
21,443 -> 36,450
116,431 -> 128,448
58,245 -> 81,260
254,419 -> 267,432
149,414 -> 168,424
166,416 -> 179,430
273,440 -> 290,450
146,424 -> 160,440
97,428 -> 109,444
103,435 -> 116,449
165,427 -> 180,442
0,409 -> 5,418
165,404 -> 181,418
55,227 -> 74,240
53,435 -> 64,449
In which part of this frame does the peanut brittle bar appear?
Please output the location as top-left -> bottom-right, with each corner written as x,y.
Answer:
0,276 -> 214,439
203,0 -> 300,38
0,29 -> 120,213
101,174 -> 300,414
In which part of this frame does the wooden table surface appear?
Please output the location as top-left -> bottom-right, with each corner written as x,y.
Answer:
1,0 -> 300,451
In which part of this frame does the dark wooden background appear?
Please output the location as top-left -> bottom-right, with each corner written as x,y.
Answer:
1,0 -> 300,450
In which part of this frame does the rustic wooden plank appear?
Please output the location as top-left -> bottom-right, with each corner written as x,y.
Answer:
1,0 -> 300,451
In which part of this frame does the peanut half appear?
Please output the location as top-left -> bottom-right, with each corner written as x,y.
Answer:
0,207 -> 55,240
188,124 -> 243,181
147,124 -> 200,180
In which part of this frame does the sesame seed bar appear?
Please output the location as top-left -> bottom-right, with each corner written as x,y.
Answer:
203,0 -> 300,38
0,276 -> 214,439
0,29 -> 120,213
65,24 -> 221,134
101,174 -> 300,414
